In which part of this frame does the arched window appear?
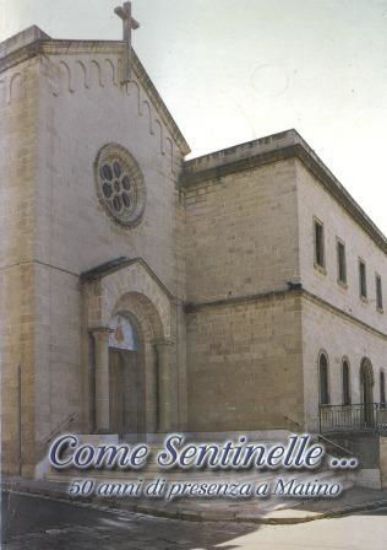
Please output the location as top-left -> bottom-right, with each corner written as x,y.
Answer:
319,353 -> 330,405
342,360 -> 351,405
360,358 -> 374,406
380,370 -> 386,407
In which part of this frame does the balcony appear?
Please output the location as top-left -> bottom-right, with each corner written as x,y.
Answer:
320,403 -> 387,434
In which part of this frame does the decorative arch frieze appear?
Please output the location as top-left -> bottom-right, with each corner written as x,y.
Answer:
75,60 -> 89,89
8,72 -> 24,103
154,119 -> 165,155
105,58 -> 117,86
126,79 -> 142,114
58,60 -> 74,93
90,59 -> 104,87
40,55 -> 178,171
142,100 -> 154,135
165,136 -> 174,172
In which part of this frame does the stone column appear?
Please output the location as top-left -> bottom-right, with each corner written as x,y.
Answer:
156,340 -> 174,432
91,327 -> 112,433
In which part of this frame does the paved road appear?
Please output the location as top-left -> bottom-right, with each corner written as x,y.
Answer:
1,491 -> 254,549
2,491 -> 387,549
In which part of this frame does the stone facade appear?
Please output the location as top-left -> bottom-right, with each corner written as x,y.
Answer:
183,154 -> 303,431
186,294 -> 304,432
381,437 -> 387,489
1,27 -> 386,477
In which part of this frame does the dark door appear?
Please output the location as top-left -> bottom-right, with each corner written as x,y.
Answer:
109,350 -> 125,434
109,349 -> 144,435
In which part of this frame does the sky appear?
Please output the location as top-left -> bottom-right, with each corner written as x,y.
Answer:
1,0 -> 387,234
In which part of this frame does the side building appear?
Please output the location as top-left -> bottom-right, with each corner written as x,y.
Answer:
183,130 -> 387,440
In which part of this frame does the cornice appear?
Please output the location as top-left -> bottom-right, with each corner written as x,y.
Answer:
181,131 -> 387,255
302,290 -> 387,341
184,287 -> 387,341
293,144 -> 387,254
0,40 -> 44,73
184,287 -> 299,313
81,256 -> 176,302
130,49 -> 190,156
182,143 -> 298,185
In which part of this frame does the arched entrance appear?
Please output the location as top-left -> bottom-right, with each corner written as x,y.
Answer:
85,259 -> 179,437
108,314 -> 145,435
360,358 -> 374,428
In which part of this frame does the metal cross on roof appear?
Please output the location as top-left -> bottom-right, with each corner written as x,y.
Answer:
114,1 -> 140,83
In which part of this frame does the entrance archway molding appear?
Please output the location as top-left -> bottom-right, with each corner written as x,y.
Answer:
83,258 -> 176,435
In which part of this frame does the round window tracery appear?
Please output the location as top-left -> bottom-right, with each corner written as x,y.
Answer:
95,144 -> 146,227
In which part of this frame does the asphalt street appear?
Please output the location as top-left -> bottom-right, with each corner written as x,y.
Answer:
1,491 -> 254,549
1,491 -> 387,549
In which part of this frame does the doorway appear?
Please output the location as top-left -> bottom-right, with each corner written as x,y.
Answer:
108,314 -> 145,435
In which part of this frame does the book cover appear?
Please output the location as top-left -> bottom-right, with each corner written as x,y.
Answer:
1,1 -> 387,548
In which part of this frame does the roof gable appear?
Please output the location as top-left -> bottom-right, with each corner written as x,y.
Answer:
0,26 -> 190,156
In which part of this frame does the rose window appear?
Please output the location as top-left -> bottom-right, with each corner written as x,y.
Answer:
95,144 -> 146,227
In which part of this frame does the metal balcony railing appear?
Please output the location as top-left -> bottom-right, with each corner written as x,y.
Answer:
319,403 -> 387,434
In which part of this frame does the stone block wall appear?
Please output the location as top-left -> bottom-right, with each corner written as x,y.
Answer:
31,52 -> 187,464
0,57 -> 40,475
35,50 -> 186,297
380,437 -> 387,489
296,160 -> 387,335
186,293 -> 304,432
296,159 -> 387,431
301,297 -> 387,432
1,41 -> 188,474
31,49 -> 188,442
184,158 -> 300,303
183,155 -> 303,431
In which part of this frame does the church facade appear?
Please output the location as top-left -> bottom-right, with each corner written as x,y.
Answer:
1,26 -> 386,478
